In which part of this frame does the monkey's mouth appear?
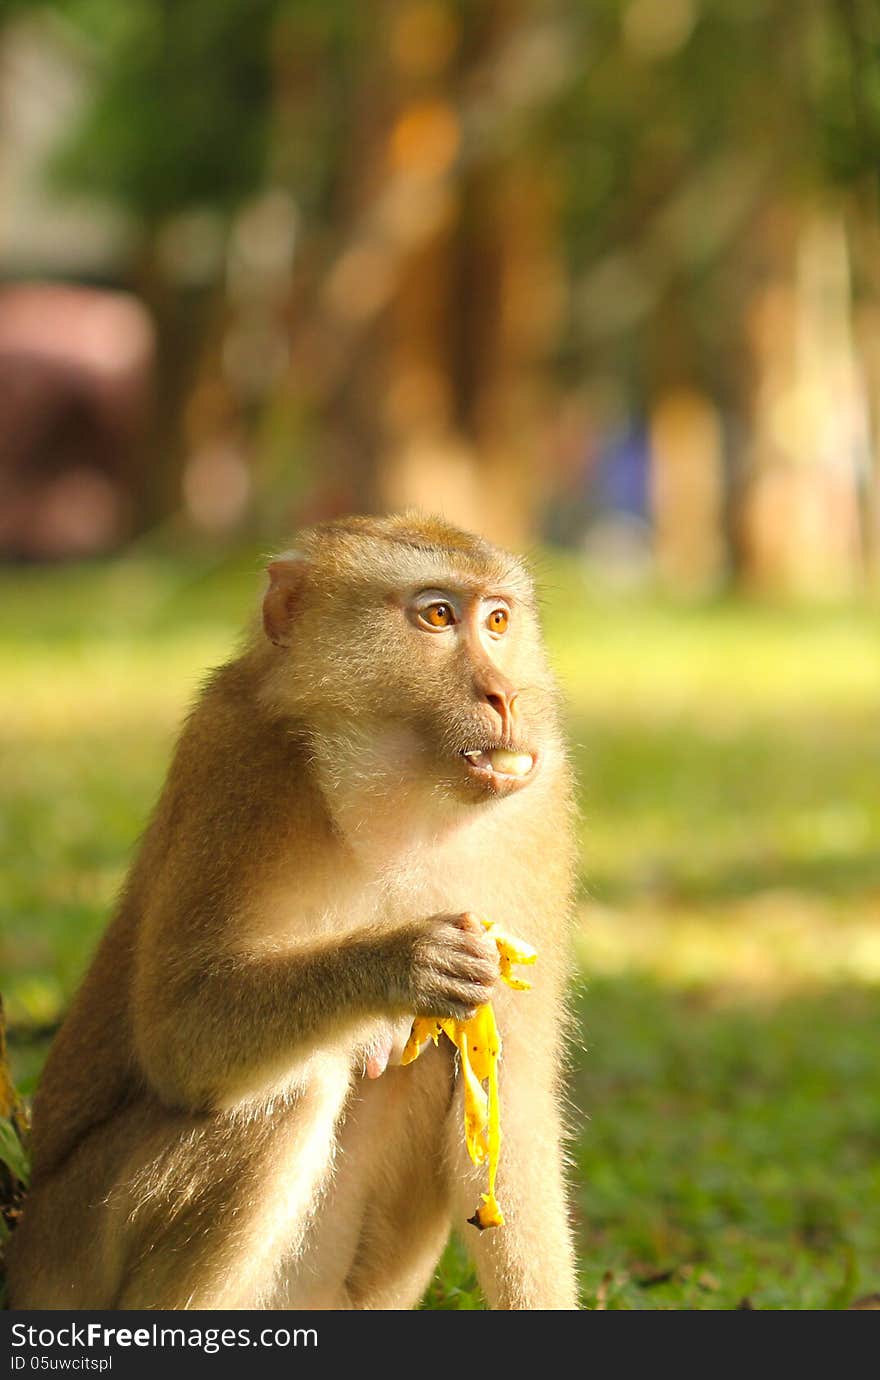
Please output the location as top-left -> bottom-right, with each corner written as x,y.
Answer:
459,746 -> 537,791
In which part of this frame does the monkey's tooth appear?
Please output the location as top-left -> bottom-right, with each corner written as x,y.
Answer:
487,749 -> 533,777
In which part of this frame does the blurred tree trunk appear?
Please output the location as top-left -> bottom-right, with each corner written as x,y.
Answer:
276,0 -> 564,547
133,238 -> 219,529
736,206 -> 867,596
847,202 -> 880,588
378,157 -> 562,547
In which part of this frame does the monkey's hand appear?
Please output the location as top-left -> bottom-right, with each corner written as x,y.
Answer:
394,912 -> 499,1022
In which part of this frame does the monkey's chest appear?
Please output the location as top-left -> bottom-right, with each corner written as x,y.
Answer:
367,837 -> 531,935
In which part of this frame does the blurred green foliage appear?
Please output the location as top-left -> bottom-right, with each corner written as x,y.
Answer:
21,0 -> 879,226
9,0 -> 880,343
50,0 -> 278,219
1,553 -> 879,1307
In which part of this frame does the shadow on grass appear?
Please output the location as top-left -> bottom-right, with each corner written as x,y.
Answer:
565,975 -> 880,1310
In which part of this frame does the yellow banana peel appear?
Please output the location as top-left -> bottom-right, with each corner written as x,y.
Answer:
401,917 -> 537,1231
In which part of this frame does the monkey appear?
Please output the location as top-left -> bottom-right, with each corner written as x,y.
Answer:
6,513 -> 578,1311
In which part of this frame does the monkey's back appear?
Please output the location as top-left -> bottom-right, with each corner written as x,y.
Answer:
25,891 -> 141,1182
21,662 -> 301,1184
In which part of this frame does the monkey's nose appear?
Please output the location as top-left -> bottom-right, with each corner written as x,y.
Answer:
482,686 -> 519,741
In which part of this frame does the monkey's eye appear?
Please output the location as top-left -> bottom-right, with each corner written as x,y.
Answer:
420,602 -> 455,629
487,607 -> 509,635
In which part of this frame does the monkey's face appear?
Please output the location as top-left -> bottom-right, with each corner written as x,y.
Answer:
376,580 -> 556,805
261,520 -> 562,811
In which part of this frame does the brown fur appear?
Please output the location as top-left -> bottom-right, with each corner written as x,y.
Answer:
7,513 -> 578,1310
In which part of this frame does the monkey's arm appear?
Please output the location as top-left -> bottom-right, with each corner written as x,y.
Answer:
132,912 -> 497,1109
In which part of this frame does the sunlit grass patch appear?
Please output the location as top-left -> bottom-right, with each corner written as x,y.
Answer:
578,895 -> 880,993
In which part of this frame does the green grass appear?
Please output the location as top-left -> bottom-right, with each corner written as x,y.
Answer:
2,549 -> 880,1308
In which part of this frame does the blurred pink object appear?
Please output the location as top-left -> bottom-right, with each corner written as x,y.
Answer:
0,282 -> 154,559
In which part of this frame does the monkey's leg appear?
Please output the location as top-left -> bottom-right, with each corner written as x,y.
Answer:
6,1097 -> 180,1310
273,1044 -> 455,1310
266,1082 -> 380,1310
342,1049 -> 455,1310
11,1076 -> 350,1311
113,1078 -> 351,1310
448,1033 -> 579,1311
6,1162 -> 124,1310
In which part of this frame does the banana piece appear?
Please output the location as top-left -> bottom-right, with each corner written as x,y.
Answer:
401,1017 -> 442,1064
401,918 -> 535,1230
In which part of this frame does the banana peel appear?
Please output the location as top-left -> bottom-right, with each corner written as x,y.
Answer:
401,917 -> 536,1231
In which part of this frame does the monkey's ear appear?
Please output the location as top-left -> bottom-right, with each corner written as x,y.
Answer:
262,556 -> 307,647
